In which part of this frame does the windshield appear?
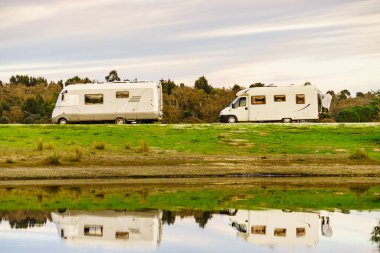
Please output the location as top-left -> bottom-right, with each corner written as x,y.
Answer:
229,97 -> 239,108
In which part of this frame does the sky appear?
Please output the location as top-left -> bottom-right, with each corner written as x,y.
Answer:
0,0 -> 379,93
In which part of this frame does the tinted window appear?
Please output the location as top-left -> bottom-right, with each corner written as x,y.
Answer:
85,94 -> 103,104
239,97 -> 247,107
251,95 -> 266,105
274,95 -> 286,102
296,94 -> 305,104
116,91 -> 129,98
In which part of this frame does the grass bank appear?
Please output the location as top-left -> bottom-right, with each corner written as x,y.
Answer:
0,123 -> 379,179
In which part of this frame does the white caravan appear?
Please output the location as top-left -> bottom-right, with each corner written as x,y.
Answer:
230,209 -> 320,247
52,81 -> 163,124
220,85 -> 325,123
51,210 -> 162,248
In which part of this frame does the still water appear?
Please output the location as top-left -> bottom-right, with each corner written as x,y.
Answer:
1,209 -> 379,253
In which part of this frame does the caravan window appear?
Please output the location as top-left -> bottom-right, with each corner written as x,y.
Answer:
274,95 -> 286,102
251,95 -> 266,105
85,94 -> 103,104
274,228 -> 287,237
296,94 -> 305,104
252,226 -> 266,235
116,91 -> 129,98
84,225 -> 103,237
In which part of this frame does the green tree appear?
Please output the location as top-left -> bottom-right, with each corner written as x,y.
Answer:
339,89 -> 351,100
249,82 -> 265,88
232,84 -> 244,91
105,70 -> 121,82
160,79 -> 176,95
304,81 -> 312,86
22,97 -> 38,114
65,76 -> 91,86
194,76 -> 212,94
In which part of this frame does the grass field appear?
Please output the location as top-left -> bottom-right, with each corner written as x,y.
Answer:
0,123 -> 379,178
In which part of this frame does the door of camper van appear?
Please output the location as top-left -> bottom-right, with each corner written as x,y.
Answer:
231,96 -> 249,122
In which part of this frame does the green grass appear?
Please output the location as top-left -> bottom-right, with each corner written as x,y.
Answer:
0,123 -> 379,166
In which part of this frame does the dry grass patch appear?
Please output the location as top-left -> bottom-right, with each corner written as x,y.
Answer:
93,141 -> 105,150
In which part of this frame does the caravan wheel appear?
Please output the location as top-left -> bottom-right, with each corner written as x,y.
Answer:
115,117 -> 126,125
58,118 -> 68,124
227,115 -> 238,123
282,118 -> 292,123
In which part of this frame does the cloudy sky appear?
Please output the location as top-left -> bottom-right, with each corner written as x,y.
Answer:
0,0 -> 379,93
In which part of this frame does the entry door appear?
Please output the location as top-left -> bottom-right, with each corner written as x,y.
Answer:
233,97 -> 249,122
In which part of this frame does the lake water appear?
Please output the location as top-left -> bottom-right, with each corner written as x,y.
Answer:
1,208 -> 379,253
1,180 -> 380,252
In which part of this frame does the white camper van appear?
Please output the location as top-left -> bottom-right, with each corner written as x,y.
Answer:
220,85 -> 323,123
52,81 -> 163,124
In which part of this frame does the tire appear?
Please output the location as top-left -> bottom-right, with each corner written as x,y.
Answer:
227,115 -> 238,123
58,118 -> 68,124
282,118 -> 292,123
115,117 -> 126,125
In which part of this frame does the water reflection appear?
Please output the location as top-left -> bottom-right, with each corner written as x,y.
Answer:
229,210 -> 320,246
0,208 -> 379,252
52,210 -> 162,248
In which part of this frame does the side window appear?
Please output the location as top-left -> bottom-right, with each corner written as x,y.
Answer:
239,97 -> 247,107
296,94 -> 305,104
252,225 -> 266,235
296,227 -> 306,237
251,95 -> 266,105
274,228 -> 286,237
116,91 -> 129,98
85,94 -> 103,105
84,225 -> 103,237
274,95 -> 286,102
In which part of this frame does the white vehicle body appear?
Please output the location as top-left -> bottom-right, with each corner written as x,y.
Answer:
52,81 -> 163,124
51,210 -> 162,248
220,85 -> 322,123
230,209 -> 320,247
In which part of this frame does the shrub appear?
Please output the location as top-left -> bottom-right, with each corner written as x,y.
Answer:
124,143 -> 131,150
139,140 -> 149,153
37,140 -> 44,151
349,149 -> 370,160
0,116 -> 10,124
93,141 -> 105,150
6,158 -> 14,164
68,146 -> 83,162
336,100 -> 379,122
44,153 -> 61,165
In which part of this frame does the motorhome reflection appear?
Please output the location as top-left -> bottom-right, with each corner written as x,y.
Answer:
51,210 -> 162,247
51,81 -> 163,124
230,209 -> 320,246
220,85 -> 331,123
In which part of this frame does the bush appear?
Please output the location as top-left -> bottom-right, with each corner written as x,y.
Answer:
139,140 -> 149,153
349,149 -> 370,160
67,146 -> 83,162
44,153 -> 61,165
37,140 -> 44,151
0,116 -> 10,124
336,102 -> 379,122
93,141 -> 105,150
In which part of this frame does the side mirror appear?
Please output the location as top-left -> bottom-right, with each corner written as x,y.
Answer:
232,104 -> 236,109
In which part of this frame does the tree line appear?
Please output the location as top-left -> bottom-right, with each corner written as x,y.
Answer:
0,70 -> 379,124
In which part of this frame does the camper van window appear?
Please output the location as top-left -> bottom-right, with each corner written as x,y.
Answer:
116,91 -> 129,98
85,94 -> 103,105
239,97 -> 247,107
84,225 -> 103,237
252,226 -> 266,235
274,95 -> 286,102
296,94 -> 305,104
274,228 -> 287,237
251,95 -> 266,105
